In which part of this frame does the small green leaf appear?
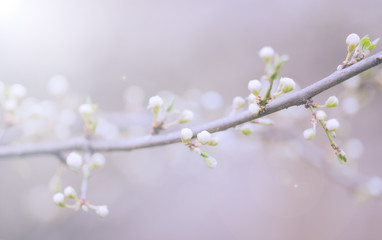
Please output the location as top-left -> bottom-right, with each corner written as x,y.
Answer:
240,128 -> 252,136
91,120 -> 98,132
368,38 -> 380,50
200,151 -> 209,158
359,36 -> 370,49
166,99 -> 175,112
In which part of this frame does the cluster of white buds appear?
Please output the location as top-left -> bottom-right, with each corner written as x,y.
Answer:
0,83 -> 27,121
66,151 -> 106,172
180,128 -> 218,168
304,97 -> 346,163
338,33 -> 379,70
53,186 -> 109,217
57,151 -> 108,216
147,95 -> 194,134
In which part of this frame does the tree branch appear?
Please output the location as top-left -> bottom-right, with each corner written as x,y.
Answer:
0,52 -> 381,159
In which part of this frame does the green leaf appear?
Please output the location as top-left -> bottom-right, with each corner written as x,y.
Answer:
200,151 -> 209,158
368,38 -> 380,50
166,99 -> 175,112
359,36 -> 370,49
91,120 -> 98,132
240,128 -> 252,136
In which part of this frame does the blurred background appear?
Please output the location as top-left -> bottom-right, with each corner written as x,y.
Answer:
1,0 -> 382,239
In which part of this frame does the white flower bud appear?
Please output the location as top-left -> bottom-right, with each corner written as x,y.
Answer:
147,96 -> 163,109
346,33 -> 360,48
90,153 -> 106,168
277,77 -> 296,94
232,96 -> 245,110
64,186 -> 77,199
10,84 -> 26,98
181,128 -> 193,143
315,110 -> 327,120
66,152 -> 83,169
247,94 -> 257,104
324,96 -> 339,108
325,119 -> 340,131
48,75 -> 69,96
53,192 -> 65,206
248,103 -> 260,115
81,205 -> 89,212
303,128 -> 316,140
209,137 -> 219,146
259,46 -> 274,60
248,80 -> 262,96
342,97 -> 359,115
96,205 -> 109,217
179,110 -> 194,123
204,157 -> 217,169
197,130 -> 211,144
78,104 -> 94,115
4,98 -> 17,111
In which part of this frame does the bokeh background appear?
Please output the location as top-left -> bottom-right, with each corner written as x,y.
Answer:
1,0 -> 382,239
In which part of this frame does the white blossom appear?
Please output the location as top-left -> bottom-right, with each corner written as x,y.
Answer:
324,96 -> 339,108
303,128 -> 316,140
179,110 -> 194,123
181,128 -> 193,142
248,80 -> 262,96
147,96 -> 164,109
277,77 -> 296,94
342,97 -> 359,115
248,103 -> 260,115
325,119 -> 340,131
316,110 -> 327,120
346,33 -> 360,47
78,104 -> 94,115
204,157 -> 217,168
4,99 -> 17,111
10,84 -> 26,98
53,192 -> 65,206
247,94 -> 257,104
197,130 -> 211,144
91,153 -> 106,168
232,96 -> 245,110
259,46 -> 274,59
48,75 -> 69,96
64,186 -> 77,199
66,152 -> 83,169
96,205 -> 109,217
367,177 -> 382,197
